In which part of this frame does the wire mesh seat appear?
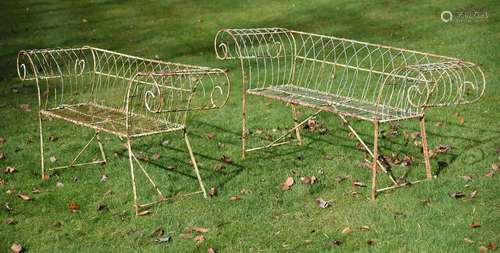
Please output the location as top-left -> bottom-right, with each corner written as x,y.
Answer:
214,27 -> 485,200
17,46 -> 230,215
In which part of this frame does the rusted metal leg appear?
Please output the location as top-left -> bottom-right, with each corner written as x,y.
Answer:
291,104 -> 303,145
184,131 -> 207,198
419,116 -> 432,179
371,121 -> 379,201
241,91 -> 248,159
126,138 -> 139,216
38,112 -> 47,180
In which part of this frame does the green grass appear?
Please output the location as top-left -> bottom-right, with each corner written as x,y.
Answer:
1,0 -> 500,252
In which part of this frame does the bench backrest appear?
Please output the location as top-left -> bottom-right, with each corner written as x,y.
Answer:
215,28 -> 485,119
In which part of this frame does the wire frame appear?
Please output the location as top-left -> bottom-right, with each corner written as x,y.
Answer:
17,46 -> 230,137
215,28 -> 485,122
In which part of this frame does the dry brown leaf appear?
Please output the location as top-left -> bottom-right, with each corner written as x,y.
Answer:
324,155 -> 333,160
458,115 -> 465,125
0,178 -> 4,185
0,152 -> 5,160
491,163 -> 499,171
208,187 -> 217,197
67,202 -> 80,211
469,223 -> 481,228
464,237 -> 474,244
4,166 -> 17,174
359,225 -> 370,231
300,176 -> 317,185
137,210 -> 152,216
315,197 -> 330,208
6,189 -> 16,194
230,195 -> 241,201
435,121 -> 444,127
341,227 -> 352,234
353,181 -> 366,187
191,227 -> 209,233
5,217 -> 15,225
10,243 -> 23,253
469,191 -> 478,198
307,118 -> 317,128
152,227 -> 165,237
206,132 -> 215,140
449,192 -> 465,198
489,242 -> 498,250
208,248 -> 217,253
19,104 -> 31,112
17,193 -> 32,201
479,246 -> 488,252
151,153 -> 161,160
221,155 -> 233,164
484,171 -> 494,177
193,235 -> 205,244
280,177 -> 294,190
214,164 -> 225,172
0,137 -> 5,145
461,175 -> 473,181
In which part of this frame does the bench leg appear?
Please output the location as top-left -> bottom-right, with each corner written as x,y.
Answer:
38,112 -> 47,180
126,138 -> 139,216
419,116 -> 432,179
291,104 -> 303,145
184,131 -> 208,199
371,121 -> 379,201
241,91 -> 248,159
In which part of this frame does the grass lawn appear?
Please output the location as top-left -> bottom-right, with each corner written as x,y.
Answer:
1,0 -> 499,252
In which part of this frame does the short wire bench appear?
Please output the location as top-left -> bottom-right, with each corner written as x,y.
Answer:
214,27 -> 485,200
17,47 -> 230,215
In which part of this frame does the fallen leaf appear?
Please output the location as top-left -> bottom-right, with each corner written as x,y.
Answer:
353,181 -> 366,187
19,104 -> 31,111
6,189 -> 16,194
435,121 -> 444,127
5,217 -> 15,225
32,188 -> 41,194
230,195 -> 241,201
326,240 -> 342,248
0,152 -> 5,160
10,243 -> 23,253
458,115 -> 465,125
0,178 -> 5,185
359,225 -> 370,231
221,155 -> 233,164
449,192 -> 465,198
4,166 -> 17,174
217,142 -> 225,149
208,187 -> 217,197
410,131 -> 420,139
208,248 -> 217,253
67,202 -> 80,211
307,119 -> 317,128
97,203 -> 108,211
300,176 -> 317,185
469,223 -> 481,228
152,227 -> 164,237
17,193 -> 32,201
151,153 -> 161,160
100,174 -> 108,182
315,197 -> 330,208
464,237 -> 474,244
492,163 -> 499,171
240,188 -> 250,194
484,171 -> 494,177
191,227 -> 209,233
469,191 -> 478,198
489,242 -> 498,250
324,155 -> 333,160
0,137 -> 5,144
461,175 -> 473,181
280,177 -> 294,190
154,235 -> 171,244
206,132 -> 215,140
341,227 -> 352,234
214,164 -> 225,172
138,210 -> 152,216
49,156 -> 57,163
56,182 -> 64,188
433,144 -> 450,154
193,235 -> 205,244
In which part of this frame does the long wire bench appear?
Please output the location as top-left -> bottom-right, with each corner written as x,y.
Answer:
214,27 -> 485,200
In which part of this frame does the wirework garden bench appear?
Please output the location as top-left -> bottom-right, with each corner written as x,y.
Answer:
214,27 -> 485,200
17,47 -> 230,215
